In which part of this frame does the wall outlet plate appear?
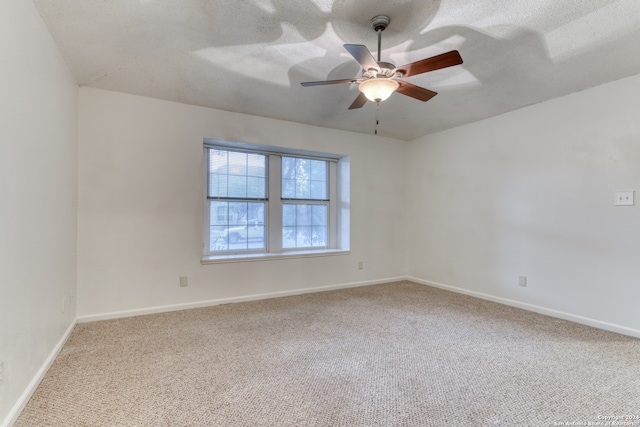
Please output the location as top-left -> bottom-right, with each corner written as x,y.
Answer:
518,276 -> 527,287
615,191 -> 634,206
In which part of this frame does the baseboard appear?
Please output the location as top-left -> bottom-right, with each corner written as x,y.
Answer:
3,319 -> 78,427
77,276 -> 408,323
408,276 -> 640,339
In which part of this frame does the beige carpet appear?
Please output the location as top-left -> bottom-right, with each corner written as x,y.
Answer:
15,281 -> 640,426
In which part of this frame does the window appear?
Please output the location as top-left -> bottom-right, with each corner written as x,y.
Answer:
207,149 -> 267,252
282,157 -> 328,249
203,140 -> 349,260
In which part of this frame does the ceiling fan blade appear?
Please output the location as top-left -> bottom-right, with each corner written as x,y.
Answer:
344,44 -> 379,72
394,50 -> 463,78
348,92 -> 368,110
300,78 -> 359,87
396,81 -> 438,102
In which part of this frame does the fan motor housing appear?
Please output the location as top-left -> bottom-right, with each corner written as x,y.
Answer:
377,61 -> 396,77
362,61 -> 396,79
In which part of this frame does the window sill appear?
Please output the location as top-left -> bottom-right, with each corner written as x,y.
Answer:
201,249 -> 350,264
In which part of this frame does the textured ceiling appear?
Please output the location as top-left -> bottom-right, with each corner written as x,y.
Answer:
33,0 -> 640,140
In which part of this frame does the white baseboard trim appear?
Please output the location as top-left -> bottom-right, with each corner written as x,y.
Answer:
3,319 -> 78,427
77,276 -> 408,323
408,276 -> 640,339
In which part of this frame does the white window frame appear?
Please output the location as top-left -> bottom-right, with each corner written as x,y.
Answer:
202,139 -> 350,263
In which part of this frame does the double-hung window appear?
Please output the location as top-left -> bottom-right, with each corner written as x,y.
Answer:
207,149 -> 267,252
203,140 -> 349,261
282,156 -> 328,249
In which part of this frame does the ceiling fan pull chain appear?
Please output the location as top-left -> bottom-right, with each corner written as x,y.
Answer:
375,101 -> 380,135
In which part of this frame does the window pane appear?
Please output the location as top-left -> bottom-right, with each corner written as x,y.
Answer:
209,150 -> 228,198
228,152 -> 247,175
282,157 -> 296,181
312,204 -> 326,226
281,157 -> 327,200
296,179 -> 311,199
247,223 -> 265,249
210,225 -> 228,251
295,158 -> 311,199
310,160 -> 326,181
296,205 -> 311,226
310,181 -> 326,200
209,201 -> 265,252
282,204 -> 296,226
228,175 -> 247,198
208,149 -> 266,199
247,153 -> 266,176
247,177 -> 264,198
282,179 -> 295,199
297,226 -> 312,247
310,160 -> 327,199
282,203 -> 327,249
210,201 -> 226,224
312,225 -> 327,246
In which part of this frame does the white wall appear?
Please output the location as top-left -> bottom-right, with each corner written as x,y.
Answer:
407,73 -> 640,335
77,88 -> 407,317
0,0 -> 78,424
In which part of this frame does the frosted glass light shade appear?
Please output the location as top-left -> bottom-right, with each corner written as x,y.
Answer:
358,78 -> 399,102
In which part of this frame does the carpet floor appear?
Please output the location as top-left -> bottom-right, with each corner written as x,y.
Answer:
14,281 -> 640,426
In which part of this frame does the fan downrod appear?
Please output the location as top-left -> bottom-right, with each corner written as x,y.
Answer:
370,16 -> 390,62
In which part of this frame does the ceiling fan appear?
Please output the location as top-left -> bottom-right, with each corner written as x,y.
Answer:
301,15 -> 463,110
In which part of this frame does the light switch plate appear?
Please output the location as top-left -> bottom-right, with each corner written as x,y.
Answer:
615,191 -> 634,206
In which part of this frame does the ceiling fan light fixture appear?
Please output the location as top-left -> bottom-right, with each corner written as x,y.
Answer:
358,78 -> 399,102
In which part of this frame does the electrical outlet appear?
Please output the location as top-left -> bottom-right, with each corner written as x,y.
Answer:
358,261 -> 363,270
519,276 -> 527,287
614,191 -> 634,206
179,276 -> 188,287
